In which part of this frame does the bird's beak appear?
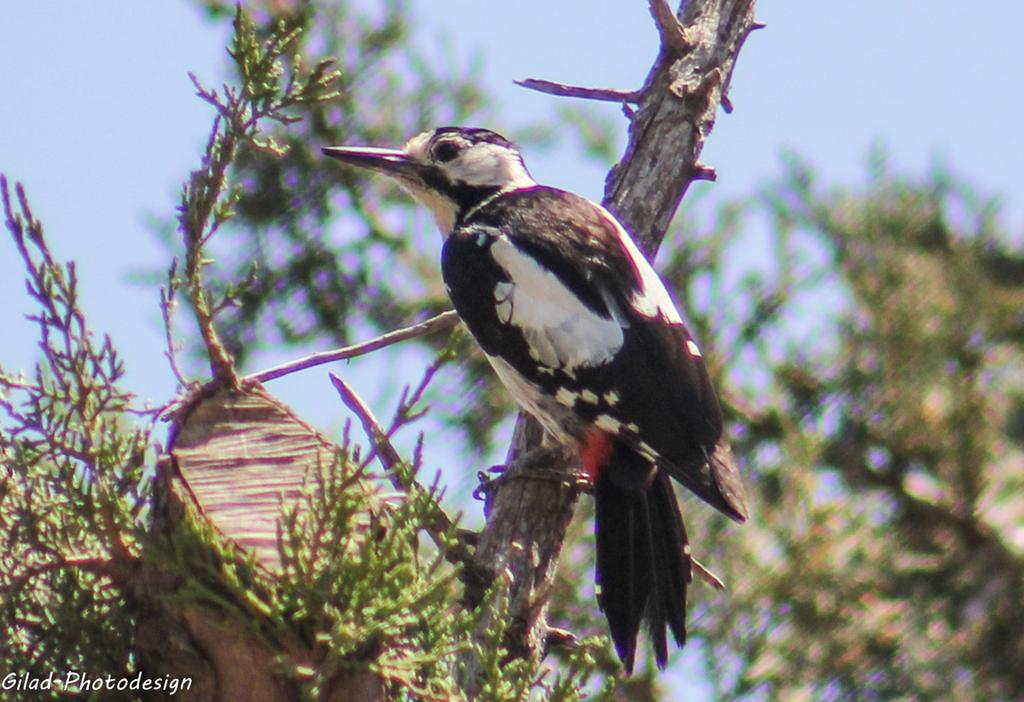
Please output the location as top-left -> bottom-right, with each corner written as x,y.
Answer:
321,145 -> 428,185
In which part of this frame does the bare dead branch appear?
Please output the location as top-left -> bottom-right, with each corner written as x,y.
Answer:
247,311 -> 459,384
329,373 -> 404,475
692,555 -> 726,590
514,78 -> 641,104
328,372 -> 474,568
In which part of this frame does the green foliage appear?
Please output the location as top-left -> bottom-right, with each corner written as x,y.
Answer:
0,179 -> 155,689
543,636 -> 617,702
283,451 -> 462,699
154,427 -> 607,701
0,173 -> 605,698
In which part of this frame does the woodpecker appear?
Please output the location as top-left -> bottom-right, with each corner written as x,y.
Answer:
324,127 -> 747,673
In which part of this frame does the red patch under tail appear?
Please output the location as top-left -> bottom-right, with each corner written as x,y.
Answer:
579,428 -> 614,484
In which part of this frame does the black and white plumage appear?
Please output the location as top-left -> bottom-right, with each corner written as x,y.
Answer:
324,127 -> 747,673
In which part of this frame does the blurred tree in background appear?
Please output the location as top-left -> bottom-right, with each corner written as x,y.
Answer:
674,158 -> 1024,701
3,0 -> 1023,700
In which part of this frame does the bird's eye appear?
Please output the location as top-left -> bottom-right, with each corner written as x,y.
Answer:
432,141 -> 461,163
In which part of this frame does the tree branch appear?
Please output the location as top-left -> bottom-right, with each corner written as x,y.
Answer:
180,113 -> 240,387
514,78 -> 641,104
328,373 -> 474,569
247,311 -> 459,384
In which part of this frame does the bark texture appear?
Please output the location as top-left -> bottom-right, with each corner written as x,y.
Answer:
459,0 -> 758,692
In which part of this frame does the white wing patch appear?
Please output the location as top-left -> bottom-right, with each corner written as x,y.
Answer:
594,206 -> 683,324
488,233 -> 624,370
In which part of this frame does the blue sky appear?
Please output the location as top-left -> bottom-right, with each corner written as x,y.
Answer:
2,1 -> 1022,694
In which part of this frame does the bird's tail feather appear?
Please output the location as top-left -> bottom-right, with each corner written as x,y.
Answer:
595,448 -> 691,672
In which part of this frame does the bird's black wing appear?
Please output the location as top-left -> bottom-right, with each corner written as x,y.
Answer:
443,186 -> 747,521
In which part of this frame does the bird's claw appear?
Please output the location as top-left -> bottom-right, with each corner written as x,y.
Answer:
472,463 -> 508,502
473,446 -> 591,507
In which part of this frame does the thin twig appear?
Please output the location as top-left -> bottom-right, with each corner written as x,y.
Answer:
514,78 -> 641,104
385,352 -> 450,440
160,259 -> 189,388
160,311 -> 460,423
246,310 -> 459,384
328,372 -> 474,567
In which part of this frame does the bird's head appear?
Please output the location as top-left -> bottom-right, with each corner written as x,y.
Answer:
323,127 -> 535,235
